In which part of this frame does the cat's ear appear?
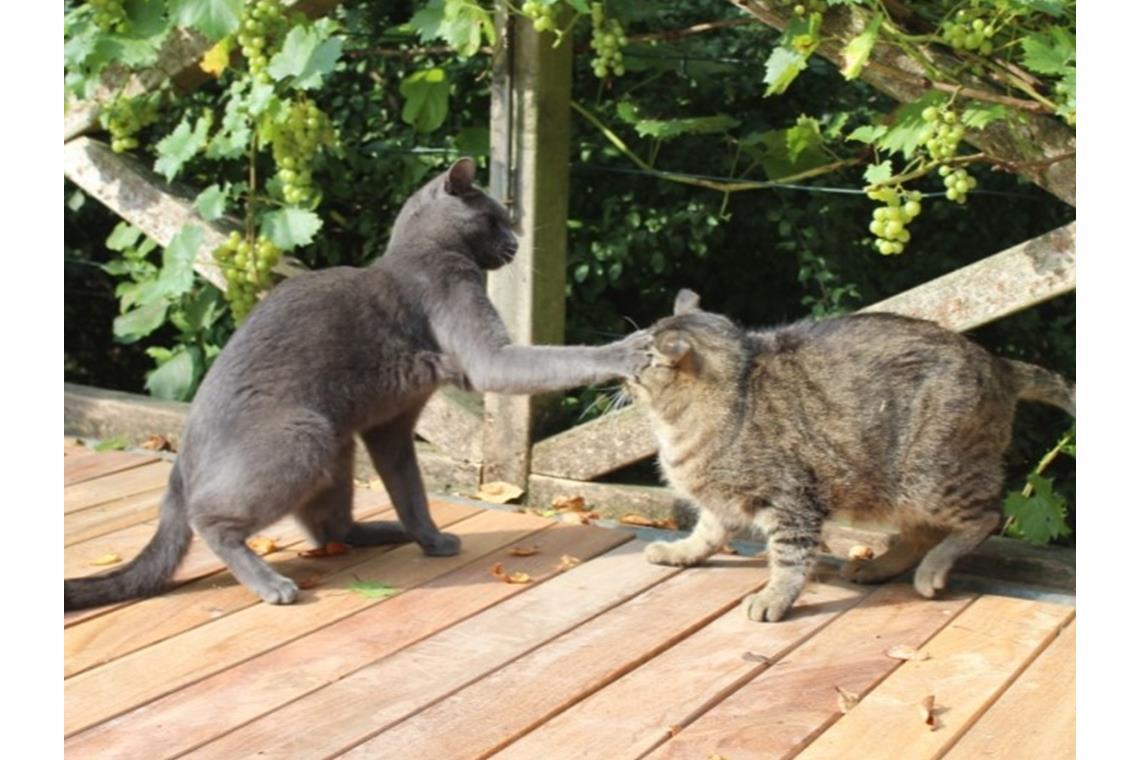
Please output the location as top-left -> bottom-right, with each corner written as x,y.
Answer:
444,157 -> 477,195
658,333 -> 692,366
674,289 -> 701,315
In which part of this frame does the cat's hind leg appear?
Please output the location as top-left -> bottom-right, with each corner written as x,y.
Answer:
644,508 -> 731,567
913,511 -> 1000,598
841,523 -> 947,584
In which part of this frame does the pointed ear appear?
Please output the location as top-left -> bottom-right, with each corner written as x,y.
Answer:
444,157 -> 477,195
658,333 -> 692,366
674,289 -> 701,315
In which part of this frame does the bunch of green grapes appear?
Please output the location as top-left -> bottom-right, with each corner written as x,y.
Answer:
265,99 -> 338,206
790,1 -> 827,16
939,165 -> 977,204
213,231 -> 281,321
590,3 -> 627,79
940,9 -> 998,55
101,95 -> 159,153
520,1 -> 558,33
919,104 -> 966,161
867,186 -> 922,256
236,0 -> 290,84
89,0 -> 128,33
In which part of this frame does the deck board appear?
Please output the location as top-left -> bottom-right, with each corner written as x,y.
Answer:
62,444 -> 1076,759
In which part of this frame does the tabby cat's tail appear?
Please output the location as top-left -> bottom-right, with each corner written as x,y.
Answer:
64,462 -> 193,611
1005,359 -> 1075,417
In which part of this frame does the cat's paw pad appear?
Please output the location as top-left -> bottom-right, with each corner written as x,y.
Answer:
742,588 -> 795,622
259,576 -> 299,605
419,531 -> 462,557
644,541 -> 689,566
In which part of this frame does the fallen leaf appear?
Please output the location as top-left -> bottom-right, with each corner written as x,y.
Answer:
848,544 -> 875,561
246,536 -> 277,556
90,553 -> 122,567
298,541 -> 351,558
885,644 -> 930,661
508,545 -> 540,557
348,579 -> 397,599
525,507 -> 559,518
474,481 -> 525,504
742,651 -> 769,663
557,554 -> 581,570
551,494 -> 587,512
490,562 -> 532,584
835,685 -> 860,714
140,434 -> 175,452
666,724 -> 682,737
93,435 -> 130,452
561,510 -> 600,525
296,576 -> 322,590
620,514 -> 657,527
918,694 -> 938,730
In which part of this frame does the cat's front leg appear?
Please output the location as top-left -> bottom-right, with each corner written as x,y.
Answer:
644,509 -> 729,567
743,510 -> 822,622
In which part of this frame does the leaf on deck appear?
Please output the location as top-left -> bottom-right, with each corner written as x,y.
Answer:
490,562 -> 532,584
297,541 -> 351,558
918,694 -> 939,730
848,544 -> 875,561
246,536 -> 278,556
474,481 -> 525,504
507,545 -> 540,557
90,553 -> 123,567
619,514 -> 679,530
835,685 -> 860,714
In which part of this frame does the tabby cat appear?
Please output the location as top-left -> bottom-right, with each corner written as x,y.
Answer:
628,289 -> 1074,622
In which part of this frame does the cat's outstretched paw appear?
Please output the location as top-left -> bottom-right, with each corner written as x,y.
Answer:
609,330 -> 653,378
742,588 -> 795,622
419,531 -> 462,557
258,575 -> 300,605
644,540 -> 697,567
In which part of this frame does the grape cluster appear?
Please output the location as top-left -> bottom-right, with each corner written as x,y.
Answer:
213,231 -> 281,321
867,186 -> 922,256
520,1 -> 558,33
790,0 -> 826,15
102,95 -> 159,153
89,0 -> 128,33
919,104 -> 966,161
590,3 -> 627,79
237,0 -> 289,84
940,10 -> 997,55
265,99 -> 337,206
939,165 -> 976,204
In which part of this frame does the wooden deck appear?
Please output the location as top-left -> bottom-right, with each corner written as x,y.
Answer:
64,439 -> 1075,759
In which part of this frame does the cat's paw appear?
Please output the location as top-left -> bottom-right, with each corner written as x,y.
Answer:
419,531 -> 462,557
258,575 -> 300,605
432,353 -> 473,391
912,561 -> 950,599
644,540 -> 695,566
742,587 -> 795,622
609,330 -> 653,378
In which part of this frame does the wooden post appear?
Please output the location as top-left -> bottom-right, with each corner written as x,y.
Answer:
483,9 -> 573,487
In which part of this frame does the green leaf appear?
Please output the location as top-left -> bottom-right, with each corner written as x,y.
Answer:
763,46 -> 809,97
145,347 -> 203,402
785,116 -> 822,163
399,68 -> 450,133
157,225 -> 204,298
348,580 -> 397,599
840,12 -> 882,80
170,0 -> 243,42
863,160 -> 893,185
410,0 -> 494,58
960,103 -> 1008,130
632,114 -> 740,141
93,435 -> 131,452
268,23 -> 344,90
106,222 -> 143,252
154,112 -> 213,182
183,286 -> 224,332
114,300 -> 170,343
260,208 -> 323,251
846,124 -> 887,144
454,126 -> 490,157
879,92 -> 947,159
1003,474 -> 1072,546
194,185 -> 226,221
1020,26 -> 1076,75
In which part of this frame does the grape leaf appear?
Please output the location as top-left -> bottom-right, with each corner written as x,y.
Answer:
194,185 -> 227,221
114,300 -> 170,343
268,23 -> 344,90
764,46 -> 809,97
260,208 -> 323,251
410,0 -> 494,58
157,225 -> 204,298
154,113 -> 213,182
632,115 -> 740,141
863,160 -> 893,185
1020,26 -> 1075,75
1003,474 -> 1072,546
840,12 -> 882,81
145,348 -> 203,402
200,37 -> 232,77
170,0 -> 243,42
786,116 -> 823,162
106,223 -> 143,252
878,92 -> 946,159
399,68 -> 450,133
846,124 -> 887,144
960,103 -> 1008,130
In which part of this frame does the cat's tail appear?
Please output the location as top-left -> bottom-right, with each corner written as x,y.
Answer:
64,461 -> 193,611
1005,359 -> 1075,417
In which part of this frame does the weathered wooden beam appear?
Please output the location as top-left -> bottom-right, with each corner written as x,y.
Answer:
483,12 -> 574,485
729,0 -> 1076,206
416,387 -> 484,464
861,222 -> 1075,331
530,405 -> 654,481
63,383 -> 480,493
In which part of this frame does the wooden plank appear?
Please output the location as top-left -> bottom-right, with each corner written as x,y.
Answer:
862,223 -> 1075,333
64,504 -> 524,736
482,12 -> 574,485
648,584 -> 974,760
65,523 -> 630,759
64,449 -> 159,485
346,555 -> 771,759
492,571 -> 867,760
184,540 -> 678,760
530,406 -> 656,481
64,487 -> 165,546
794,595 -> 1074,759
941,621 -> 1075,760
64,501 -> 398,678
64,460 -> 173,514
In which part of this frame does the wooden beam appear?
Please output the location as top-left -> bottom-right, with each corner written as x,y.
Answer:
530,405 -> 655,480
729,0 -> 1076,206
483,11 -> 574,485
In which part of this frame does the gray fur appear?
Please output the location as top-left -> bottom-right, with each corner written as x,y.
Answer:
629,290 -> 1075,622
64,158 -> 650,610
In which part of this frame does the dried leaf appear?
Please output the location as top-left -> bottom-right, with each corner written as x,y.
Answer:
835,685 -> 860,714
557,554 -> 581,570
561,510 -> 600,525
885,644 -> 929,661
848,544 -> 875,561
508,545 -> 540,557
474,481 -> 525,504
349,580 -> 397,599
742,651 -> 769,664
918,694 -> 938,730
90,553 -> 122,567
298,541 -> 351,558
140,434 -> 175,452
200,37 -> 232,77
296,575 -> 322,590
551,494 -> 587,512
619,514 -> 656,527
246,536 -> 277,556
667,724 -> 682,737
489,562 -> 532,584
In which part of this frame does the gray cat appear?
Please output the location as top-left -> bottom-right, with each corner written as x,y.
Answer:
628,289 -> 1074,622
64,158 -> 650,610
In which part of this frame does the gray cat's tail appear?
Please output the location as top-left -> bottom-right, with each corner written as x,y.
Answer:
1005,359 -> 1075,417
64,462 -> 193,611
